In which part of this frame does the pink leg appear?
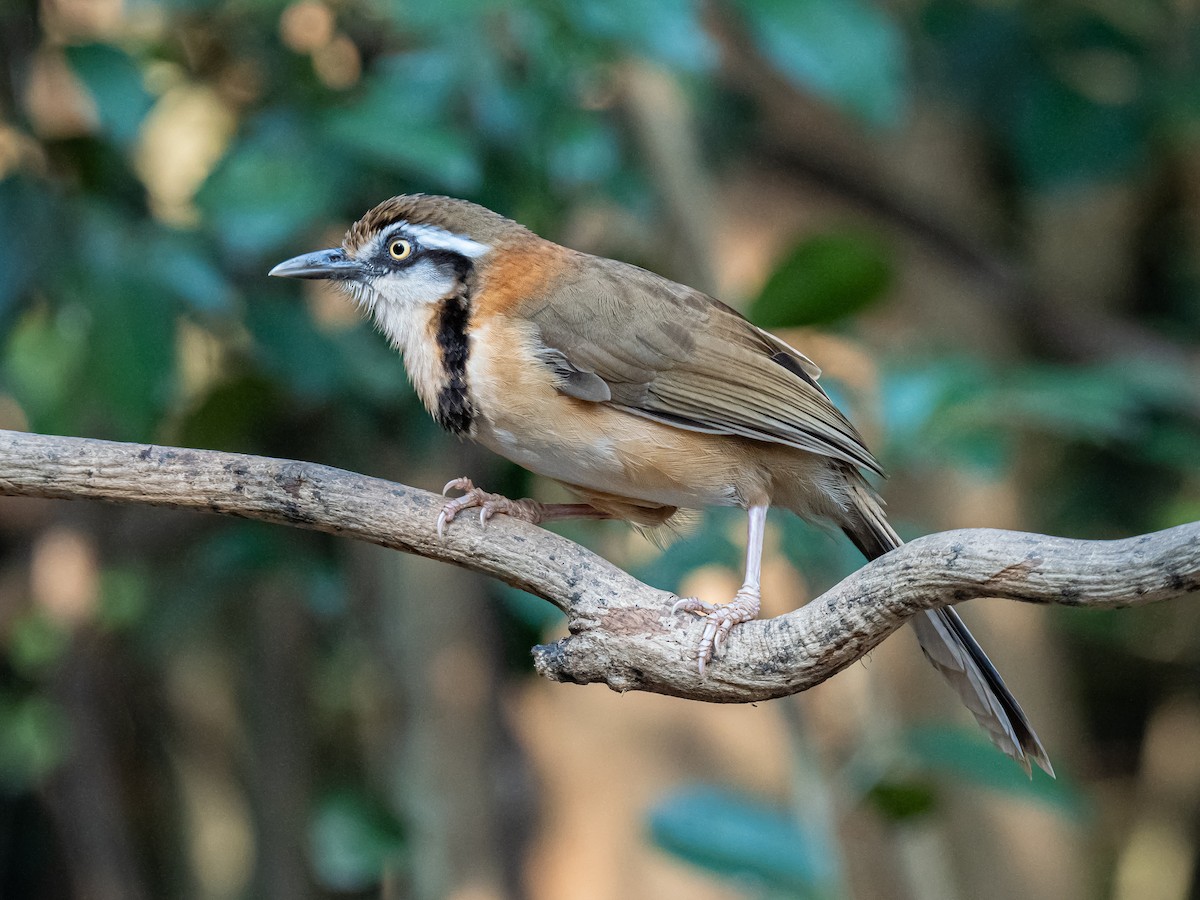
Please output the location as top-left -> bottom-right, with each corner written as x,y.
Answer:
436,477 -> 612,537
673,504 -> 767,675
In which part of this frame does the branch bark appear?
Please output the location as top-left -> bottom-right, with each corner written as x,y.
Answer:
1,429 -> 1197,702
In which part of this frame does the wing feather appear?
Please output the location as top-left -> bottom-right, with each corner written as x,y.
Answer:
523,254 -> 882,475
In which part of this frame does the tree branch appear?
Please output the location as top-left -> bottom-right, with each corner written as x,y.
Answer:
1,429 -> 1197,702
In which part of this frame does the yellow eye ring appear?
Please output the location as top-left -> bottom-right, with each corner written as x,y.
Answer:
388,239 -> 412,260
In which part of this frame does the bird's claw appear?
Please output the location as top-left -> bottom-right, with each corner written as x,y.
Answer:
672,589 -> 761,676
437,477 -> 478,537
442,476 -> 474,497
436,476 -> 543,538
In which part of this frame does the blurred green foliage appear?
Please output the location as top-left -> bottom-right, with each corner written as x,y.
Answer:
0,0 -> 1198,896
309,789 -> 406,893
648,785 -> 839,898
750,230 -> 894,328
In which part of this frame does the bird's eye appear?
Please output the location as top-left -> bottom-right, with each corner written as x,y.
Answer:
388,239 -> 412,261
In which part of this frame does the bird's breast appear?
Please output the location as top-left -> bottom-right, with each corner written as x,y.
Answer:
466,316 -> 767,510
383,292 -> 476,435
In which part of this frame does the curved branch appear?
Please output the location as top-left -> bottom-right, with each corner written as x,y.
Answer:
1,429 -> 1197,702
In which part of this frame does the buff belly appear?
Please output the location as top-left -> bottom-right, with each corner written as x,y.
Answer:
465,315 -> 848,522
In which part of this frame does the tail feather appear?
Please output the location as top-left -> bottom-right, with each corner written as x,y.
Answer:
842,479 -> 1053,777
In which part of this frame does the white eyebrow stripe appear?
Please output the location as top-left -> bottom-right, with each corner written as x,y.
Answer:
405,223 -> 492,258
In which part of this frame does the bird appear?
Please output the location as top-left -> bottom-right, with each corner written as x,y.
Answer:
270,193 -> 1052,776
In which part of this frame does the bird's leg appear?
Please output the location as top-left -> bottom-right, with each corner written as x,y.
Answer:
673,504 -> 767,675
437,477 -> 612,537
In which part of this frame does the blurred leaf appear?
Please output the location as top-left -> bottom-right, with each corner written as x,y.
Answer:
302,563 -> 350,620
327,325 -> 415,406
3,304 -> 89,436
731,0 -> 907,126
0,177 -> 57,322
750,230 -> 893,328
1011,70 -> 1145,189
65,44 -> 154,148
147,230 -> 237,314
629,508 -> 742,592
921,2 -> 1029,113
904,726 -> 1085,818
141,523 -> 288,653
994,367 -> 1139,441
189,521 -> 294,579
547,116 -> 622,188
778,513 -> 862,588
325,53 -> 481,192
648,785 -> 834,895
245,295 -> 343,401
8,614 -> 71,677
0,695 -> 69,789
98,567 -> 149,630
381,0 -> 494,33
310,790 -> 406,892
881,359 -> 1159,474
922,2 -> 1148,189
879,359 -> 1007,472
1140,421 -> 1200,472
198,116 -> 343,260
83,274 -> 177,439
567,0 -> 715,71
496,583 -> 565,631
177,374 -> 287,451
865,779 -> 938,821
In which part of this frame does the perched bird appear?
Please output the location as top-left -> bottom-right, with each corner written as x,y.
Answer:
271,194 -> 1052,776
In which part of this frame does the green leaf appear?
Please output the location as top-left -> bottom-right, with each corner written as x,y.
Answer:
547,116 -> 622,188
245,295 -> 343,401
0,695 -> 69,789
904,726 -> 1086,818
730,0 -> 907,126
778,513 -> 862,586
1010,70 -> 1146,190
0,177 -> 57,322
310,790 -> 406,892
82,274 -> 177,440
146,230 -> 237,314
495,583 -> 564,632
567,0 -> 715,72
921,2 -> 1148,189
197,116 -> 343,260
629,508 -> 743,593
750,231 -> 893,328
648,785 -> 835,895
324,53 -> 481,192
3,304 -> 89,436
65,44 -> 154,148
866,779 -> 938,821
998,367 -> 1138,441
9,614 -> 71,677
98,567 -> 149,630
177,374 -> 288,451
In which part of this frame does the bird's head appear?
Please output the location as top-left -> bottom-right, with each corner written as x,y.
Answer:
269,194 -> 531,318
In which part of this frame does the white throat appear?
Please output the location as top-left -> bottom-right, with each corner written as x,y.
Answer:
362,257 -> 457,348
336,259 -> 453,417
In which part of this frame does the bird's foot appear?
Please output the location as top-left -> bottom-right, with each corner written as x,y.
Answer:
437,477 -> 546,537
672,587 -> 762,676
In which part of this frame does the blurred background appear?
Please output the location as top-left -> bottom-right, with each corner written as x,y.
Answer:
1,0 -> 1199,897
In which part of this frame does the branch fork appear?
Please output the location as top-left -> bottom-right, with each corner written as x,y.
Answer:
0,429 -> 1196,703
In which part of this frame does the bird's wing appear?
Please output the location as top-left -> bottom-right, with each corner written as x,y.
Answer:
523,254 -> 881,475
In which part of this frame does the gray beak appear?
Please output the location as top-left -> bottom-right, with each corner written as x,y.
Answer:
269,248 -> 364,280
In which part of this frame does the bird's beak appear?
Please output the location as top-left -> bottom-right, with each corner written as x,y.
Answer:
268,248 -> 364,280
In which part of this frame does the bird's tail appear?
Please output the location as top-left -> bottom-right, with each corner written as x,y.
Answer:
842,479 -> 1053,777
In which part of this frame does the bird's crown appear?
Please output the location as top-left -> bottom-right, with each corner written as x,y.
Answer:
343,194 -> 533,257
